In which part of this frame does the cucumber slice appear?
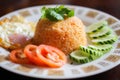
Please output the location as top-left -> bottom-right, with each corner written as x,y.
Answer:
86,20 -> 108,33
89,26 -> 112,39
92,34 -> 118,45
69,20 -> 118,64
69,50 -> 90,63
80,46 -> 103,57
69,50 -> 101,64
88,44 -> 113,53
88,55 -> 99,61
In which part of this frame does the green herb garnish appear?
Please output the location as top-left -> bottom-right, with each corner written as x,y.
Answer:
41,5 -> 74,21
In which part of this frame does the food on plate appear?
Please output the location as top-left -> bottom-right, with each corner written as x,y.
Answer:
33,6 -> 87,54
9,44 -> 67,68
9,49 -> 31,64
70,20 -> 118,64
88,44 -> 113,53
36,44 -> 67,68
0,5 -> 118,68
86,20 -> 118,45
0,15 -> 36,50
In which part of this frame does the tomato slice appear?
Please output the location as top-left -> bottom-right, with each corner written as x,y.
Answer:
9,44 -> 67,68
24,44 -> 46,66
36,44 -> 67,68
9,49 -> 31,64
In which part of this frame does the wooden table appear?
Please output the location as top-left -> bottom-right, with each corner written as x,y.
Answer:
0,0 -> 120,80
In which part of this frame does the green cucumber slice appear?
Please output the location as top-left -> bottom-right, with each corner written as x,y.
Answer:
69,50 -> 101,64
92,34 -> 118,45
69,50 -> 90,63
86,20 -> 108,33
79,46 -> 103,57
88,44 -> 113,53
69,20 -> 118,64
89,26 -> 112,39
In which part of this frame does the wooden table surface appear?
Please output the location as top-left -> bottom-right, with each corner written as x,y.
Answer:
0,0 -> 120,80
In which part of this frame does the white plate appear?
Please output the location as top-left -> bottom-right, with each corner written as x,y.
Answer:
0,5 -> 120,79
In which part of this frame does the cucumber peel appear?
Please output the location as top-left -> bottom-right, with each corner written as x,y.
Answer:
89,26 -> 112,39
88,44 -> 113,53
79,46 -> 103,57
86,20 -> 107,33
69,50 -> 98,64
69,50 -> 90,63
69,46 -> 103,64
92,34 -> 118,45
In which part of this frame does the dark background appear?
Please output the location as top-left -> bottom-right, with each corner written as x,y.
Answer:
0,0 -> 120,19
0,0 -> 120,80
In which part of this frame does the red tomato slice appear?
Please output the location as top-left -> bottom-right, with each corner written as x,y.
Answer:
24,44 -> 46,66
36,44 -> 67,68
9,49 -> 31,64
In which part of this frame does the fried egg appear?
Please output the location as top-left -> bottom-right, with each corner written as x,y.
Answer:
0,16 -> 36,50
